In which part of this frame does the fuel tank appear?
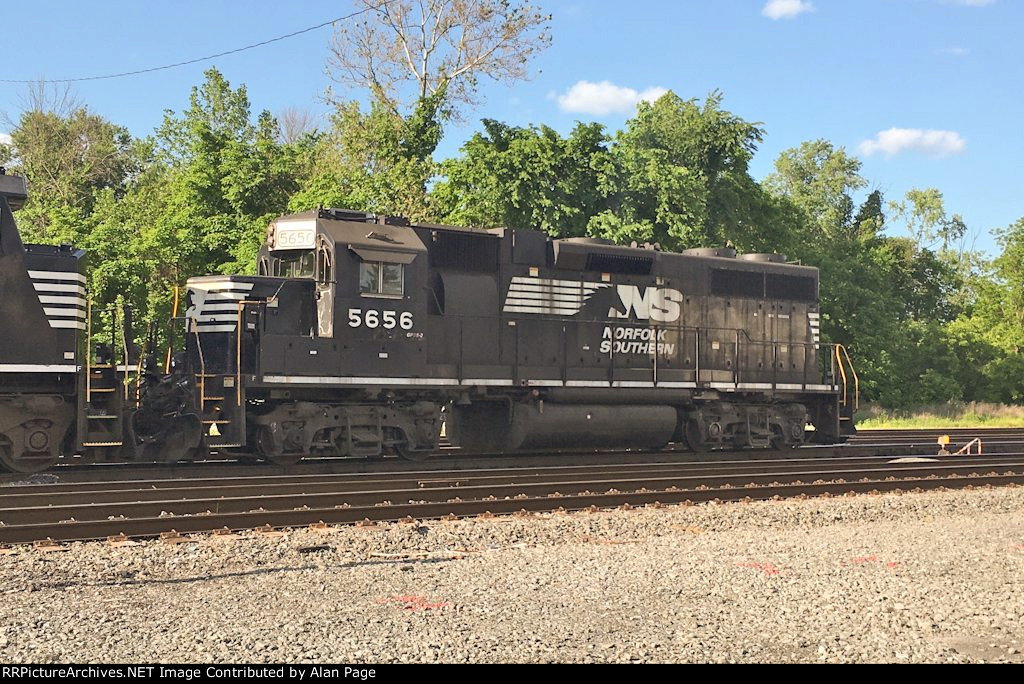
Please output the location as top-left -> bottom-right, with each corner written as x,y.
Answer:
448,402 -> 678,452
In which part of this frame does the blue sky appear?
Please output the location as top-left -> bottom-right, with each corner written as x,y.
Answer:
1,0 -> 1019,252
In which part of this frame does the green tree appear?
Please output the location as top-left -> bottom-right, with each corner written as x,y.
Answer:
432,119 -> 612,234
1,104 -> 140,245
153,68 -> 299,277
764,139 -> 866,244
587,91 -> 770,251
288,96 -> 439,220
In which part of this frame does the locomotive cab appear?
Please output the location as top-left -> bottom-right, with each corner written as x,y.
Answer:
255,209 -> 429,376
175,209 -> 438,463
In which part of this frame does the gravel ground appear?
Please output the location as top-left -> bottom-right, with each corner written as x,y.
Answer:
1,485 -> 1023,663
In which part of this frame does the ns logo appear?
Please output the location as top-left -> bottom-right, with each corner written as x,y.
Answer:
584,285 -> 684,323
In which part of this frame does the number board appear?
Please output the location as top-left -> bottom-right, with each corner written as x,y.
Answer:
272,220 -> 316,250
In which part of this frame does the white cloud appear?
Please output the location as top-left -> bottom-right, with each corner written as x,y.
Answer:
0,132 -> 11,146
554,81 -> 668,116
948,0 -> 994,6
762,0 -> 815,20
858,128 -> 966,158
940,46 -> 971,56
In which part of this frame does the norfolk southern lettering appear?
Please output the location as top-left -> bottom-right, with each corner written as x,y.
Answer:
600,326 -> 676,356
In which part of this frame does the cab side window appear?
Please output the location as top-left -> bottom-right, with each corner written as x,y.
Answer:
359,261 -> 403,297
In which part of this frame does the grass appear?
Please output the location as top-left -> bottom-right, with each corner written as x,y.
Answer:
857,402 -> 1024,429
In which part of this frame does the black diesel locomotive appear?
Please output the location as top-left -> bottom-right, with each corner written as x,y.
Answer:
0,172 -> 858,473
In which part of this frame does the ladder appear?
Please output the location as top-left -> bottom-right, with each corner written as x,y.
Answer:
193,321 -> 245,448
197,373 -> 243,446
80,301 -> 125,452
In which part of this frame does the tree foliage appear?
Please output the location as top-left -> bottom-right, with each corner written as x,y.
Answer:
5,63 -> 1024,409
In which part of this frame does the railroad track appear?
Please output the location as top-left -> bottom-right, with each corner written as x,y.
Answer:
3,426 -> 1018,486
2,452 -> 1022,545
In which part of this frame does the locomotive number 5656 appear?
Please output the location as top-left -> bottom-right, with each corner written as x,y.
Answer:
348,309 -> 414,330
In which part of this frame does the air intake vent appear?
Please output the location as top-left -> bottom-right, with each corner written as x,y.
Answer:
711,268 -> 764,298
584,253 -> 653,275
766,273 -> 817,301
429,231 -> 500,272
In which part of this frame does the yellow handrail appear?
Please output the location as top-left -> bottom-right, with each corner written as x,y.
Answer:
164,286 -> 180,374
835,344 -> 860,411
954,438 -> 983,456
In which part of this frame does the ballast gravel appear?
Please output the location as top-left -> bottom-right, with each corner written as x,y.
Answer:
1,486 -> 1023,663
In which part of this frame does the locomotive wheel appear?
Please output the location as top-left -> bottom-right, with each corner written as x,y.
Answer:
254,427 -> 302,466
0,442 -> 57,474
682,420 -> 710,453
394,442 -> 433,462
771,424 -> 805,450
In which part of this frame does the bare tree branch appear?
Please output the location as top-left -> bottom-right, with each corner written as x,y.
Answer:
327,0 -> 551,119
278,107 -> 319,144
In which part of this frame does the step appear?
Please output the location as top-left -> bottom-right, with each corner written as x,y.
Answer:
82,441 -> 123,447
86,415 -> 119,420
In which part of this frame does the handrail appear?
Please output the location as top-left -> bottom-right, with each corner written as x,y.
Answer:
834,344 -> 859,411
133,334 -> 148,409
193,319 -> 207,411
85,298 -> 92,402
120,303 -> 131,401
235,299 -> 263,406
954,438 -> 983,456
164,286 -> 180,374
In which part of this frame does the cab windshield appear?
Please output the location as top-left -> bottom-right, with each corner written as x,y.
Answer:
274,251 -> 315,278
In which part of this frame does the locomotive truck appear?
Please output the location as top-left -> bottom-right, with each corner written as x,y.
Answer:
0,171 -> 858,473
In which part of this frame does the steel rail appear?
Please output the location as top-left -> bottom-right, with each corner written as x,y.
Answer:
1,460 -> 1021,544
8,430 -> 1022,486
2,454 -> 1022,506
0,473 -> 1019,545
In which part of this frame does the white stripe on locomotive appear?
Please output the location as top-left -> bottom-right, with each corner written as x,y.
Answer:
185,280 -> 255,333
503,276 -> 610,315
29,272 -> 88,330
27,270 -> 87,283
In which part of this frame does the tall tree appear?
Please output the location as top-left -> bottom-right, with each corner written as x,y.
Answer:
154,68 -> 298,276
764,139 -> 866,243
587,91 -> 769,251
1,103 -> 139,244
309,0 -> 552,219
288,97 -> 439,220
432,119 -> 612,234
328,0 -> 552,122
